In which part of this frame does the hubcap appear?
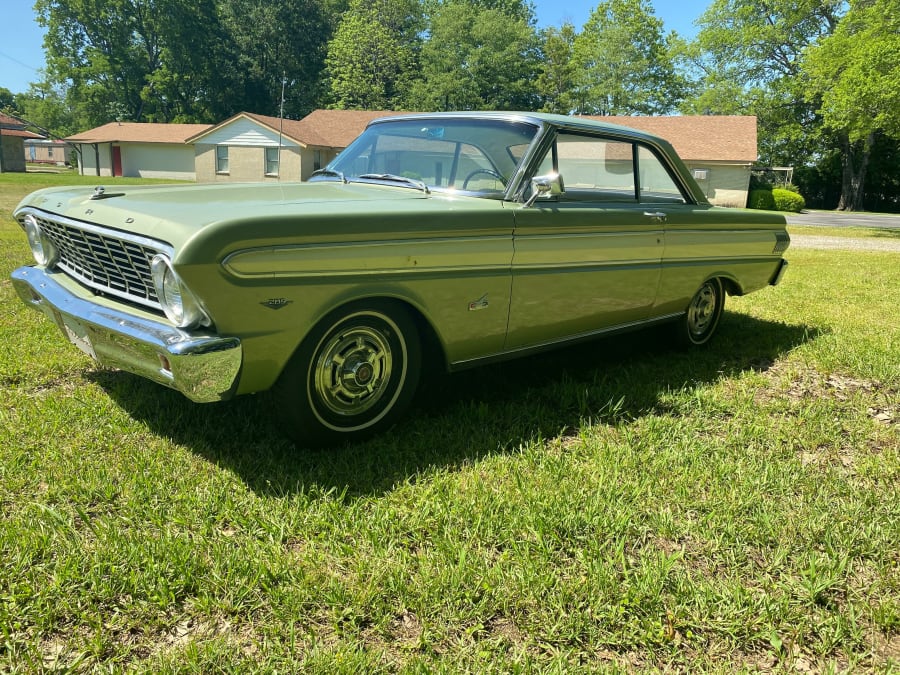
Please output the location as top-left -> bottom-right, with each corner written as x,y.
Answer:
687,283 -> 717,337
314,326 -> 393,416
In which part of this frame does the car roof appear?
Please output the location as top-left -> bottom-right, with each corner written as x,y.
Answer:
366,111 -> 668,147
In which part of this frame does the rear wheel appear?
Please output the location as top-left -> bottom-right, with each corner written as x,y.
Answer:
274,301 -> 421,447
674,278 -> 724,347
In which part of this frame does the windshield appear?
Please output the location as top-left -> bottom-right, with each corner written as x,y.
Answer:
312,118 -> 540,196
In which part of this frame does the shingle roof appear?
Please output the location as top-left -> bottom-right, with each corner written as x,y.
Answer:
581,115 -> 758,163
66,122 -> 212,144
0,113 -> 43,139
187,110 -> 409,148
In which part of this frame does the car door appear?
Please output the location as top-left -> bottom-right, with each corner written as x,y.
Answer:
506,131 -> 668,350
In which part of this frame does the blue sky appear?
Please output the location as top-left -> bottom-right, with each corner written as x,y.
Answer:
0,0 -> 711,95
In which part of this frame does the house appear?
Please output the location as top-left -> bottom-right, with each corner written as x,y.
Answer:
187,110 -> 408,183
582,115 -> 759,208
23,138 -> 74,166
66,122 -> 212,179
0,113 -> 43,173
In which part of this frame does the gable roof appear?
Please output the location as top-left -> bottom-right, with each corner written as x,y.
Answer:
187,109 -> 410,148
66,122 -> 212,144
580,115 -> 758,163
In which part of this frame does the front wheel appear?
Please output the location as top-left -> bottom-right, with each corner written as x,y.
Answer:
274,302 -> 421,447
673,278 -> 724,347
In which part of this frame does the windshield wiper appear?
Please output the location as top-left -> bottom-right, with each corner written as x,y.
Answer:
356,173 -> 431,194
310,168 -> 347,183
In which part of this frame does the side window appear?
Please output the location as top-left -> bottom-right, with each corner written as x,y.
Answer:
216,145 -> 229,174
265,147 -> 279,176
638,146 -> 686,203
535,133 -> 637,202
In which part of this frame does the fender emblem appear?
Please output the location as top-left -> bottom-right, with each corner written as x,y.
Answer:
468,293 -> 489,311
261,298 -> 293,310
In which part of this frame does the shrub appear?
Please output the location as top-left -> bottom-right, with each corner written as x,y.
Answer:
772,188 -> 806,212
748,189 -> 776,210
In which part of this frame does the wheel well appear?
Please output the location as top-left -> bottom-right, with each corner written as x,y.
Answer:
719,276 -> 742,297
313,297 -> 449,376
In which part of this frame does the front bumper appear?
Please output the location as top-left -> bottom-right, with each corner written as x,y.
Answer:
12,266 -> 242,403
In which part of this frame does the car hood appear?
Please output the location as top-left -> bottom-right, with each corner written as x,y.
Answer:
15,181 -> 501,252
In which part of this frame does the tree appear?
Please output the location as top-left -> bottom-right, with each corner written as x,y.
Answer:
218,0 -> 331,119
325,0 -> 421,109
802,0 -> 900,210
572,0 -> 685,116
536,23 -> 577,114
686,1 -> 851,202
406,0 -> 540,111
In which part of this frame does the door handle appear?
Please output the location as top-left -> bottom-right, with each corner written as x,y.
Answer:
644,211 -> 667,223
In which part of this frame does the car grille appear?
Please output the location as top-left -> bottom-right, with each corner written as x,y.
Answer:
23,211 -> 171,311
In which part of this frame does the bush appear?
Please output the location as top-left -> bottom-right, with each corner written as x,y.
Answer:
772,187 -> 806,212
748,189 -> 776,210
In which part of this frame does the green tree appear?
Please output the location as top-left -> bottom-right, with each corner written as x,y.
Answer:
572,0 -> 685,115
536,23 -> 577,114
218,0 -> 331,119
686,1 -> 850,202
325,0 -> 422,109
802,0 -> 900,210
406,0 -> 540,111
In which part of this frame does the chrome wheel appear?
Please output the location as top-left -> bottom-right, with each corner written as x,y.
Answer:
274,302 -> 421,446
686,282 -> 718,339
675,278 -> 724,347
313,324 -> 395,417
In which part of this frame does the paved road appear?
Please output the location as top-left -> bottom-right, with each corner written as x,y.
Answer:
785,210 -> 900,229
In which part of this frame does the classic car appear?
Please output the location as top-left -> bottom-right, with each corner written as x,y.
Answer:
11,112 -> 789,446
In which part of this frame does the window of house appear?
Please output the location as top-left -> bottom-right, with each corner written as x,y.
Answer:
265,147 -> 279,176
313,150 -> 322,172
48,146 -> 54,158
216,146 -> 229,174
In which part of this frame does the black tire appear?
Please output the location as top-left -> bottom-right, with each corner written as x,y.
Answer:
274,301 -> 421,447
673,278 -> 725,347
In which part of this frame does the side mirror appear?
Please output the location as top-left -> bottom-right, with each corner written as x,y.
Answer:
523,172 -> 564,208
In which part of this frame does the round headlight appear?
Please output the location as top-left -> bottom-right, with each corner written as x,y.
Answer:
150,254 -> 209,328
23,214 -> 59,267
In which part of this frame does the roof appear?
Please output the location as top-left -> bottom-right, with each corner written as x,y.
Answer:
579,115 -> 758,163
0,113 -> 43,139
66,122 -> 212,144
187,109 -> 409,148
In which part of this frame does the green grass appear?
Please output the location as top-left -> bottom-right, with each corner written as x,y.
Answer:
1,178 -> 898,671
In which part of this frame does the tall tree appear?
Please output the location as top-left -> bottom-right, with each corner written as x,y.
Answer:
686,1 -> 850,202
572,0 -> 684,116
406,0 -> 540,111
536,23 -> 577,114
325,0 -> 422,109
36,0 -> 238,124
218,0 -> 331,119
802,0 -> 900,210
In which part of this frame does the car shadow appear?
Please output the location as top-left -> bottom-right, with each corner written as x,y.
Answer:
91,313 -> 820,499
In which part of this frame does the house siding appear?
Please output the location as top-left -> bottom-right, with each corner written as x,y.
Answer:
195,144 -> 303,182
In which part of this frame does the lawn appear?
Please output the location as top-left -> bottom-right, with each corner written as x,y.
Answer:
1,175 -> 897,672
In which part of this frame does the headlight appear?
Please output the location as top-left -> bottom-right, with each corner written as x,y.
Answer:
150,254 -> 209,328
23,214 -> 59,267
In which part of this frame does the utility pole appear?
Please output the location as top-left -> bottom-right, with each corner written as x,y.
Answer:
278,73 -> 287,181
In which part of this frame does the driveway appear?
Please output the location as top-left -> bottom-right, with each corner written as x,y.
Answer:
785,210 -> 900,229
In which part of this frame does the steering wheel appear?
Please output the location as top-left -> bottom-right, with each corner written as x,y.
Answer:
461,168 -> 507,190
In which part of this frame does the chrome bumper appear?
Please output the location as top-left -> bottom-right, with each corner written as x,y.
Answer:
11,266 -> 242,403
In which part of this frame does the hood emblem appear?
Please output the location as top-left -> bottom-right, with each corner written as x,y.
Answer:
261,298 -> 293,310
90,185 -> 125,200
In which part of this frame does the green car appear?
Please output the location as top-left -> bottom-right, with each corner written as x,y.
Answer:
11,112 -> 789,446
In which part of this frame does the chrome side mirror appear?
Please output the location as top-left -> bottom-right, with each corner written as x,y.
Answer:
523,172 -> 564,208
